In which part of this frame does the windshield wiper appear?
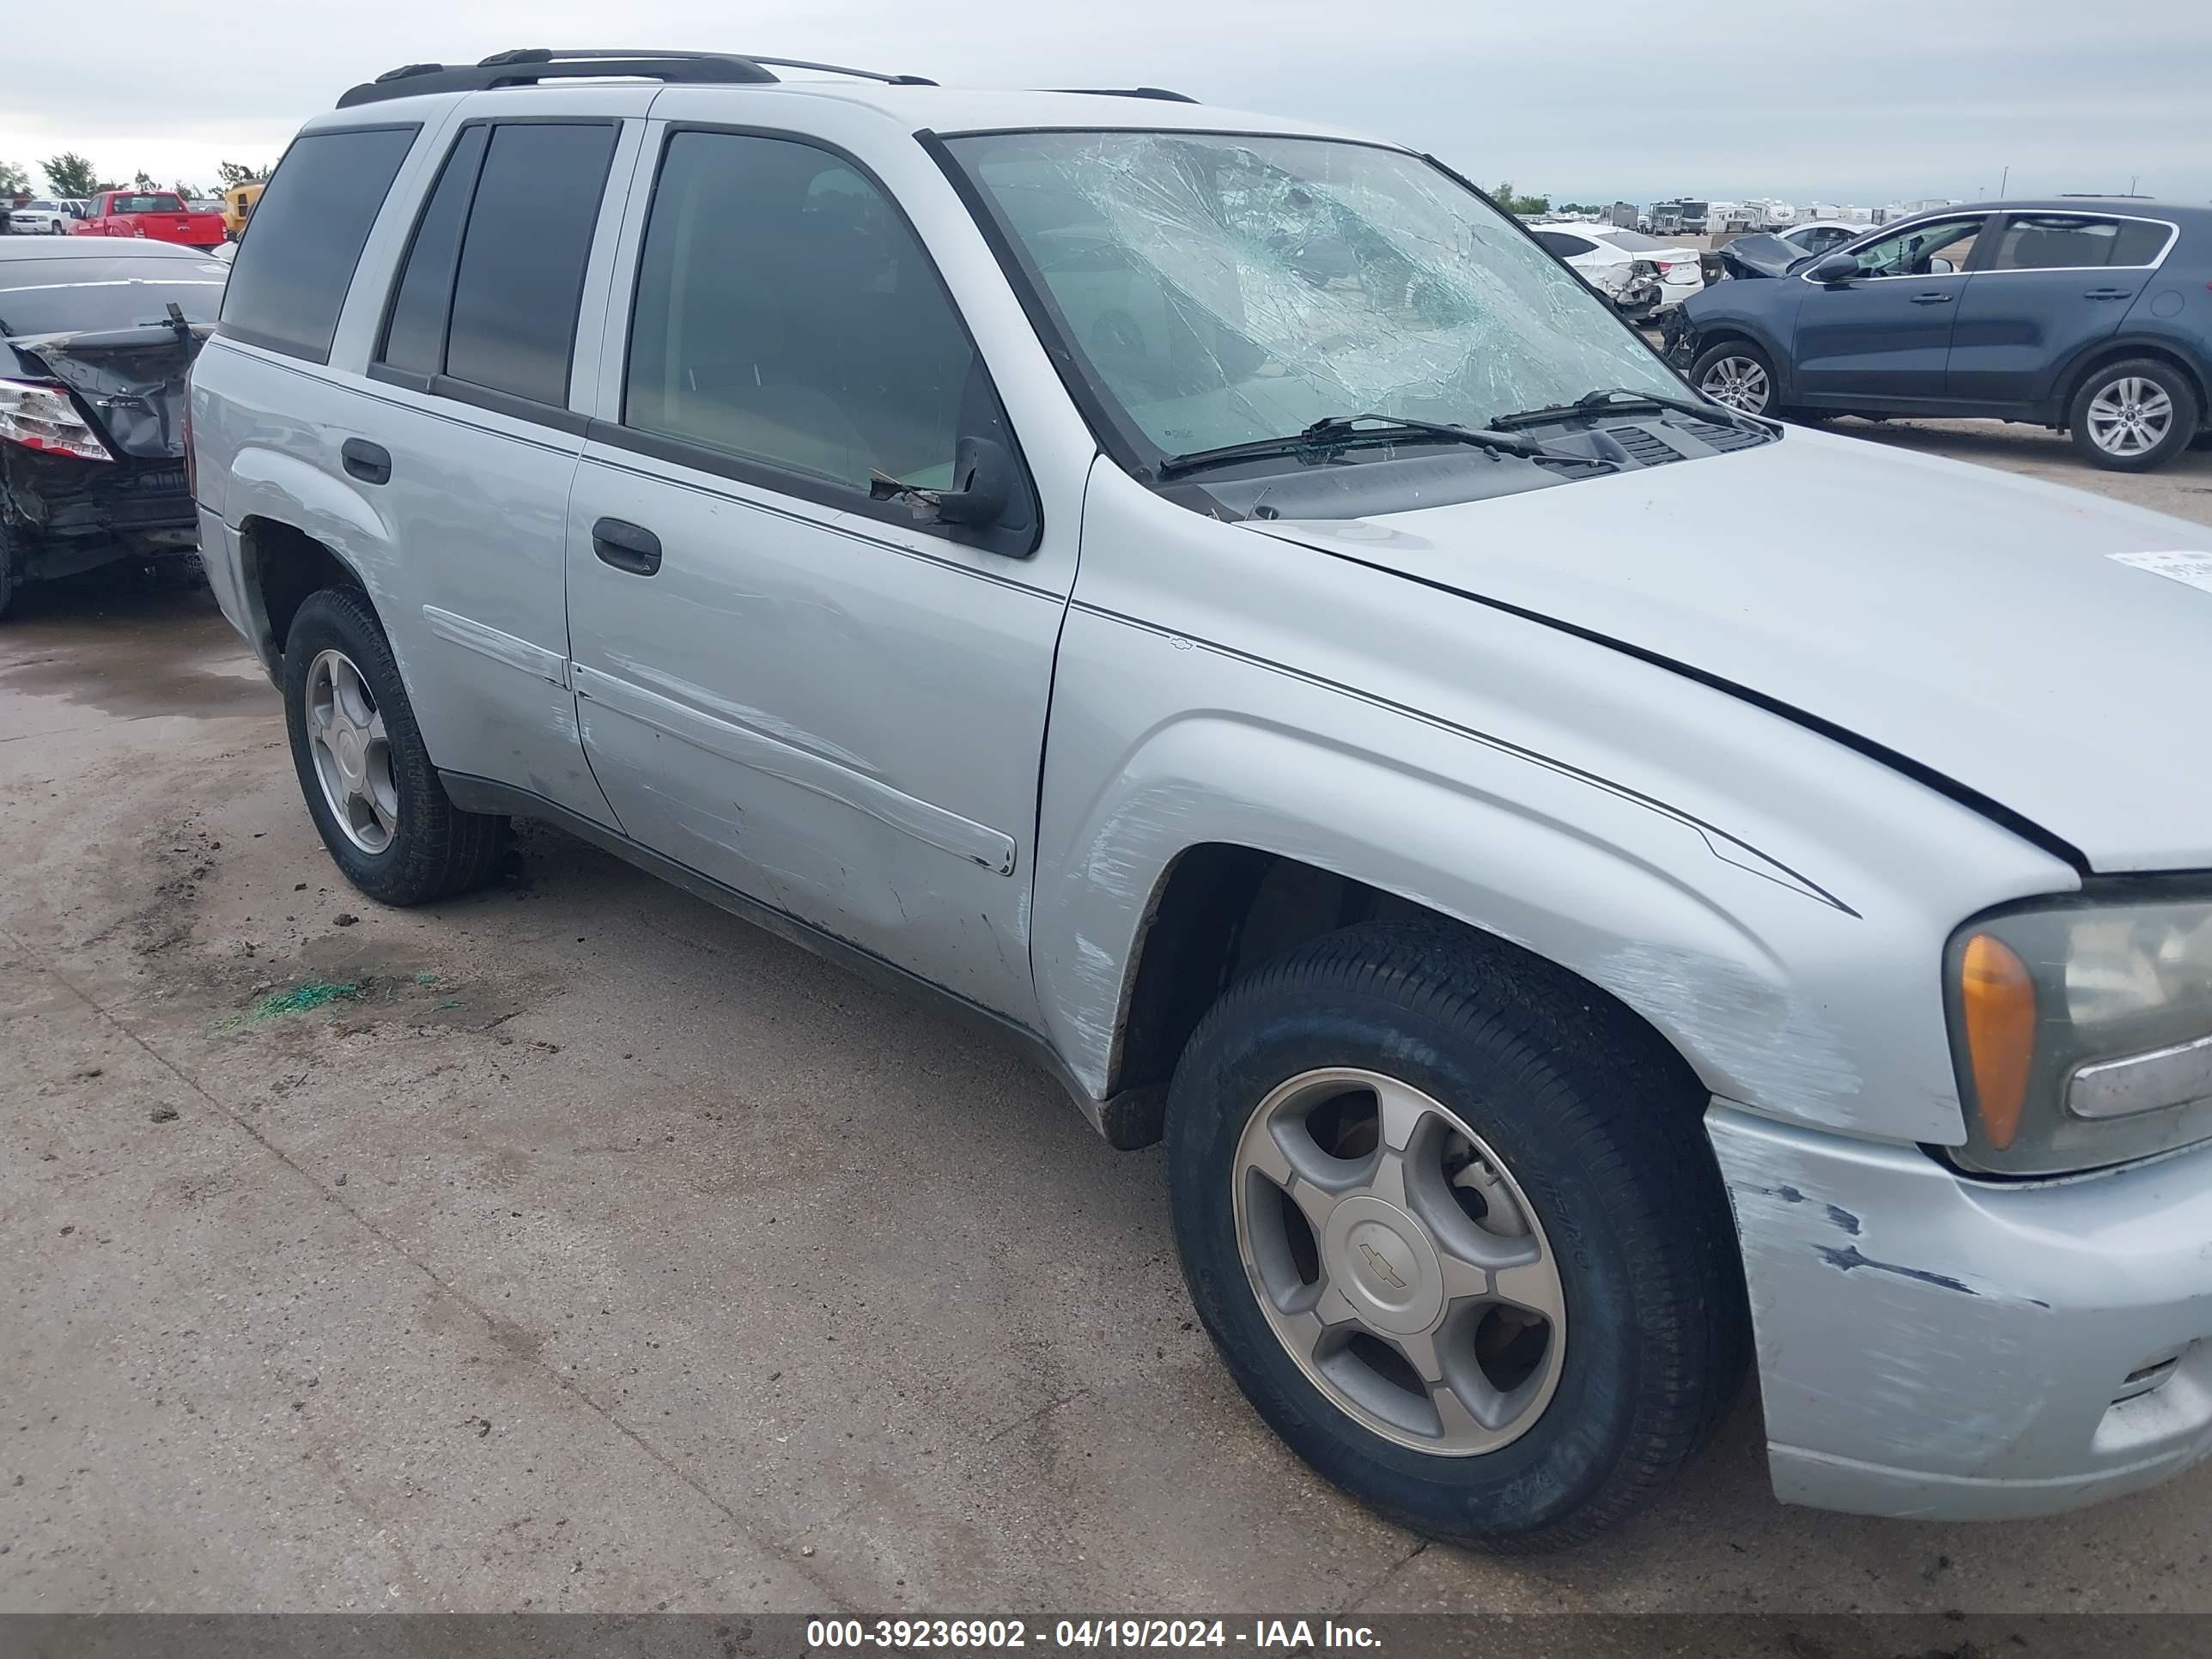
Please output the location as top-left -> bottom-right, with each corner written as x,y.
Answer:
1490,386 -> 1770,434
1155,413 -> 1608,479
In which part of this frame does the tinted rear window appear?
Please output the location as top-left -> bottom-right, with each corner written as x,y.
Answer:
220,125 -> 417,362
113,193 -> 187,214
0,255 -> 228,336
443,122 -> 617,407
377,125 -> 490,378
1987,215 -> 2176,270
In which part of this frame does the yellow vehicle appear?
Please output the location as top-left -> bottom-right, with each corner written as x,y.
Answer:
221,181 -> 263,241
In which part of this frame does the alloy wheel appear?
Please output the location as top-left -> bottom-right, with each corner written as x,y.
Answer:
1699,356 -> 1771,413
303,647 -> 398,854
2085,377 -> 2173,458
1231,1067 -> 1567,1455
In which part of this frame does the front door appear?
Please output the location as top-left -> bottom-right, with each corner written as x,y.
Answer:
1945,212 -> 2172,408
563,126 -> 1064,1022
1790,214 -> 1987,407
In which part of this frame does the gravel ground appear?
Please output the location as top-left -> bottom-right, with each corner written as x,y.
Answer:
4,421 -> 2210,1619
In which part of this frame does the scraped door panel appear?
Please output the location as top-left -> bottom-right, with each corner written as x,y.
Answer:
563,453 -> 1062,1020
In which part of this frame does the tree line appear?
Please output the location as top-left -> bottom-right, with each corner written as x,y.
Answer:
3,155 -> 274,200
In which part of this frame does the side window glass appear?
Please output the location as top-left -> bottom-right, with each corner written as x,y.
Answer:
1850,216 -> 1982,278
1989,216 -> 2127,271
625,131 -> 987,493
2112,220 -> 2172,266
377,124 -> 490,377
443,122 -> 617,407
219,125 -> 418,362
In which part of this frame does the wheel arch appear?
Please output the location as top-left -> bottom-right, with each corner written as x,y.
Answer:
2054,337 -> 2210,430
1102,841 -> 1710,1152
1031,714 -> 1876,1150
222,444 -> 392,672
236,514 -> 373,676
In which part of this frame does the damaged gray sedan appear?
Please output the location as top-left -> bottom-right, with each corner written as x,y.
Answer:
1,239 -> 222,616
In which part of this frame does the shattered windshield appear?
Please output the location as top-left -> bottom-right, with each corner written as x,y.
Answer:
945,131 -> 1682,469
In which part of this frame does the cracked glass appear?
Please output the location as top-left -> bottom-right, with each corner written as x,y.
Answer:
946,131 -> 1683,465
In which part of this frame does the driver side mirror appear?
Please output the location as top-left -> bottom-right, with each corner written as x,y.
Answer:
1928,256 -> 1956,276
1810,253 -> 1860,286
871,435 -> 1016,529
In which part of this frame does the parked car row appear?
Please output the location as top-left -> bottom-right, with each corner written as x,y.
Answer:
5,187 -> 258,244
1667,199 -> 2212,469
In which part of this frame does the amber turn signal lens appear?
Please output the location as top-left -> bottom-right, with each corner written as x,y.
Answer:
1961,933 -> 2037,1149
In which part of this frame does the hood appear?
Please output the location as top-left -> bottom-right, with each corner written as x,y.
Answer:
1250,426 -> 2212,872
1717,234 -> 1806,279
10,321 -> 208,459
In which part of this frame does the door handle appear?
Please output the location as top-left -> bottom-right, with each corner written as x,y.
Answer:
2083,287 -> 2134,301
1909,291 -> 1954,305
591,517 -> 662,577
340,437 -> 391,485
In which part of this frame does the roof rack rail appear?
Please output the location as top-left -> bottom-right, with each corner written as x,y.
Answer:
1050,86 -> 1199,103
336,47 -> 937,109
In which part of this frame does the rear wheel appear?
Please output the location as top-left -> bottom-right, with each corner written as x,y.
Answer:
283,587 -> 506,906
2069,358 -> 2199,471
1691,341 -> 1776,416
0,519 -> 21,621
1166,922 -> 1747,1549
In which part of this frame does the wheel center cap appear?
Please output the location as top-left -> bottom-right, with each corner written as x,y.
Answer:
1323,1195 -> 1444,1335
334,726 -> 362,775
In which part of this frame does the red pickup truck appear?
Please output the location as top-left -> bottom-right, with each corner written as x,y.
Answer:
68,191 -> 227,251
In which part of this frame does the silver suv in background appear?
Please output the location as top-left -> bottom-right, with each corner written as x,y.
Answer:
190,49 -> 2212,1547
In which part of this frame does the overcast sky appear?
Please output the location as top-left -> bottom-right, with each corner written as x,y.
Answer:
5,0 -> 2209,206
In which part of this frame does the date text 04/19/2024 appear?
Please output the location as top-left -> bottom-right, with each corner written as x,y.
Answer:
803,1620 -> 1383,1650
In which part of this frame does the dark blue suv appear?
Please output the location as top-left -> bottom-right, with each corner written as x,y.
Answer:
1665,199 -> 2212,471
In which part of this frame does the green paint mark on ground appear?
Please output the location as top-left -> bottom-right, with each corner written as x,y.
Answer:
256,981 -> 361,1016
413,972 -> 440,986
217,981 -> 362,1032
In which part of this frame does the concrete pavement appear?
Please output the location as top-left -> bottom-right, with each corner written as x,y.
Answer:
5,422 -> 2211,1614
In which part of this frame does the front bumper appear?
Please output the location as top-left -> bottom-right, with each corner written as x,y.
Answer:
1709,1103 -> 2212,1521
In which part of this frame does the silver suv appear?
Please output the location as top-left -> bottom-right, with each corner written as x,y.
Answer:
190,49 -> 2212,1547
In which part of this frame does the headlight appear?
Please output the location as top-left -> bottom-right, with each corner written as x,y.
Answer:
1947,885 -> 2212,1176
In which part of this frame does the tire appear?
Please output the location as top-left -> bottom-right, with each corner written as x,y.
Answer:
1690,339 -> 1777,416
2069,358 -> 2200,472
1165,921 -> 1747,1550
282,587 -> 506,905
0,517 -> 21,621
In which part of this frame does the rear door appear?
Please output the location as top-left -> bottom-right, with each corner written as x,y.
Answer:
1945,212 -> 2177,409
1789,213 -> 1988,406
356,111 -> 636,826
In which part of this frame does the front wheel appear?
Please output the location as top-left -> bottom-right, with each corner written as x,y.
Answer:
282,587 -> 506,906
2069,359 -> 2200,471
1165,922 -> 1747,1549
1691,340 -> 1777,416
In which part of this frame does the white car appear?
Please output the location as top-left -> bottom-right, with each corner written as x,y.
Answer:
1777,219 -> 1869,257
1573,224 -> 1705,313
1539,223 -> 1701,314
5,199 -> 69,234
1529,226 -> 1662,318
